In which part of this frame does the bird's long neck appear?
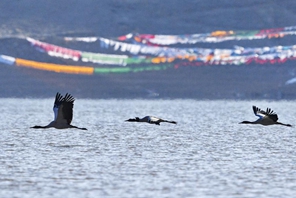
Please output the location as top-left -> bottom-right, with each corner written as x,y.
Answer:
31,125 -> 49,129
31,121 -> 55,129
240,121 -> 258,124
126,118 -> 140,122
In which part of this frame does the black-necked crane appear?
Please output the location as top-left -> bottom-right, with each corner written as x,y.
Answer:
240,106 -> 292,127
125,116 -> 177,125
31,92 -> 87,130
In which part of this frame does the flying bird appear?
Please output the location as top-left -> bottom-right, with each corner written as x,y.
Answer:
240,106 -> 292,127
125,116 -> 177,125
31,92 -> 87,130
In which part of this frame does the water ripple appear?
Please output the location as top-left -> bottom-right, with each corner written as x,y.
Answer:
0,99 -> 295,197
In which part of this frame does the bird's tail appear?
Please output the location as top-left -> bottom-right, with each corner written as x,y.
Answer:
276,122 -> 292,127
70,125 -> 87,130
164,120 -> 177,124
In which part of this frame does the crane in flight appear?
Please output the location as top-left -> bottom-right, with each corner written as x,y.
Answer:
125,116 -> 177,125
31,92 -> 87,130
240,106 -> 292,127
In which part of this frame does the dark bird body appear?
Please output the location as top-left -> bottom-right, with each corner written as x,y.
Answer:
125,116 -> 177,125
31,93 -> 87,130
240,106 -> 292,127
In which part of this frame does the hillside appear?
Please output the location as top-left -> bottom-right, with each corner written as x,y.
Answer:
1,0 -> 296,99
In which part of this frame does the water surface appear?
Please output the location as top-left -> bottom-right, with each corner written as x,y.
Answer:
0,99 -> 295,198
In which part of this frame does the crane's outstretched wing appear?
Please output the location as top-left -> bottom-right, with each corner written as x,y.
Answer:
53,92 -> 75,125
60,93 -> 75,124
252,106 -> 278,122
53,92 -> 63,121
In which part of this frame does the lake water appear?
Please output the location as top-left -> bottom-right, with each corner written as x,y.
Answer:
0,99 -> 295,198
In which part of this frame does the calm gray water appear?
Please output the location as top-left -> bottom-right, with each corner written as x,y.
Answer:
0,99 -> 295,198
